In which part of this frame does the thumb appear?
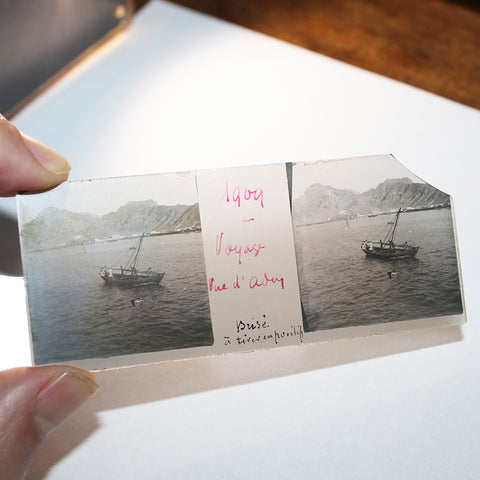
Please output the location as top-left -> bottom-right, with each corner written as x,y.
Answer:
0,114 -> 71,197
0,366 -> 98,480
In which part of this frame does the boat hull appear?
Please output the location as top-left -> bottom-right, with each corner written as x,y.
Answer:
362,244 -> 419,259
100,269 -> 164,286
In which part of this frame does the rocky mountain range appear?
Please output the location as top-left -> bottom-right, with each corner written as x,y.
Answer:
21,178 -> 449,249
21,200 -> 201,250
292,177 -> 450,226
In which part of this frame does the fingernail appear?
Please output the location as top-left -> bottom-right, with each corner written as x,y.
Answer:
22,134 -> 72,176
33,370 -> 99,437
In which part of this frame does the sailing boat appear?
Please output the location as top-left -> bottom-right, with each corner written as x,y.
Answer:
361,209 -> 419,259
100,234 -> 164,285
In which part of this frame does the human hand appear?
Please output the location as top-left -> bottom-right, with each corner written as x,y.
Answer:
0,115 -> 98,480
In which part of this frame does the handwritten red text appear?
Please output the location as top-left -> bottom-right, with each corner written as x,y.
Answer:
216,232 -> 265,265
221,181 -> 264,208
209,277 -> 228,292
249,273 -> 285,290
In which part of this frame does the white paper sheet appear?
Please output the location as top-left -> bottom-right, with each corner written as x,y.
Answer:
0,1 -> 479,479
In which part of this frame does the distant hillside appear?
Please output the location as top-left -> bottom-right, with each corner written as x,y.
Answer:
293,178 -> 450,225
21,201 -> 200,250
362,178 -> 449,212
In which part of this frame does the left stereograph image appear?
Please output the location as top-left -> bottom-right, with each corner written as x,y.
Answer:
18,173 -> 213,365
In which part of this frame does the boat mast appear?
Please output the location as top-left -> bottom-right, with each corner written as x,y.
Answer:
131,234 -> 145,269
389,209 -> 402,244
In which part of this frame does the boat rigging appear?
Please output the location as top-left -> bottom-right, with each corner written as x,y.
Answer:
100,234 -> 164,285
361,209 -> 419,259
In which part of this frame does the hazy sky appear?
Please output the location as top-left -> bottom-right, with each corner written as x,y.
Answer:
21,171 -> 199,219
292,155 -> 423,198
19,156 -> 424,221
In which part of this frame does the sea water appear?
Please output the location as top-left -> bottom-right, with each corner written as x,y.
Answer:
24,209 -> 463,363
24,232 -> 213,364
294,208 -> 463,331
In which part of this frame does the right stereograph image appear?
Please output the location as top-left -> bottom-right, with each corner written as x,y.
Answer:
291,155 -> 464,332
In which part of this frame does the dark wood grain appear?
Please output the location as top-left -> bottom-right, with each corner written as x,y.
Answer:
133,0 -> 480,110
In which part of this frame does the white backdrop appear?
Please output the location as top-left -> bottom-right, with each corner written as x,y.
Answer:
1,1 -> 479,478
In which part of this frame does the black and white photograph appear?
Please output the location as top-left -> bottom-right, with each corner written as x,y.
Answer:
291,155 -> 464,332
18,172 -> 213,364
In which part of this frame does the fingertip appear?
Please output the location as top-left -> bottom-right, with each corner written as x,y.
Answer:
0,365 -> 98,479
22,134 -> 72,176
33,368 -> 99,437
0,116 -> 71,196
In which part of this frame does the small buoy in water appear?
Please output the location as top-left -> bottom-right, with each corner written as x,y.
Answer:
130,298 -> 144,307
387,271 -> 399,279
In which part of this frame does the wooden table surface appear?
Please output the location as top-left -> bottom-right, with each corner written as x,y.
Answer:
133,0 -> 480,111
